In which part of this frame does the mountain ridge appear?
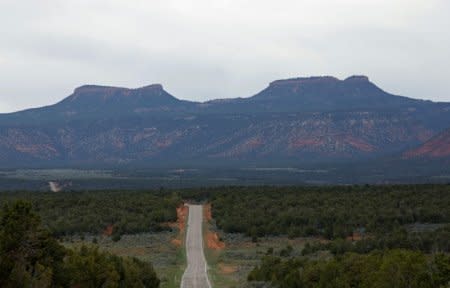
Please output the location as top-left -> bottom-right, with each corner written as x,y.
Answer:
1,75 -> 449,169
0,75 -> 442,115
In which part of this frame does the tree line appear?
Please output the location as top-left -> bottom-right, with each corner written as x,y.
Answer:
0,190 -> 181,238
199,184 -> 450,287
248,249 -> 450,288
0,200 -> 160,287
207,185 -> 450,241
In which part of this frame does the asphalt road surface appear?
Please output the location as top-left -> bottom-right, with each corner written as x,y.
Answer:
180,204 -> 212,288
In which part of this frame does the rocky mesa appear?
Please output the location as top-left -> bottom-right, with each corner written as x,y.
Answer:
0,75 -> 449,168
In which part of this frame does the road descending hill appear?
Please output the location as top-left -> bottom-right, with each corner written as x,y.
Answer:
181,205 -> 211,288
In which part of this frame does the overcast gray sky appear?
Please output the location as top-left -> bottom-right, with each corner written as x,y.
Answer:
0,0 -> 449,112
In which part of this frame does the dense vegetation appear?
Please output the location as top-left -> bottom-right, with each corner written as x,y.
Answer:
248,249 -> 450,288
208,185 -> 450,241
201,185 -> 450,288
0,190 -> 181,238
300,224 -> 450,255
1,185 -> 449,287
0,201 -> 159,287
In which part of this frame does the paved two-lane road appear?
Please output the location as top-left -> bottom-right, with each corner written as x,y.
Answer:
180,204 -> 212,288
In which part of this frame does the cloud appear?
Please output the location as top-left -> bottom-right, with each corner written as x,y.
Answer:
0,99 -> 13,113
0,0 -> 449,112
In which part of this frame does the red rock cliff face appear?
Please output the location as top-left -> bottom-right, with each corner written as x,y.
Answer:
404,128 -> 450,158
0,76 -> 449,167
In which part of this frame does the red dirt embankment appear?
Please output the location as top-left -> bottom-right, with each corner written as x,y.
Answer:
204,203 -> 225,250
170,204 -> 188,247
204,203 -> 213,221
206,232 -> 225,250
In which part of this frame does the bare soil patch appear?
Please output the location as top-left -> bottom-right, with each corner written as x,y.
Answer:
170,204 -> 188,247
218,263 -> 238,274
206,231 -> 225,250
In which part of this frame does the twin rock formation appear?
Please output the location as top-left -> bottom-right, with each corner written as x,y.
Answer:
0,75 -> 449,168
